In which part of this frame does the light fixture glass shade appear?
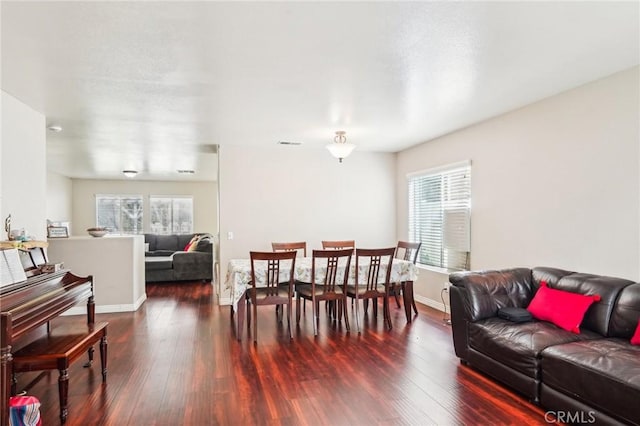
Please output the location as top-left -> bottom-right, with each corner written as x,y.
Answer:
122,170 -> 138,178
326,130 -> 355,162
326,143 -> 356,162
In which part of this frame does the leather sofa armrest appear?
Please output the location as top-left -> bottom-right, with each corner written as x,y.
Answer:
449,268 -> 534,322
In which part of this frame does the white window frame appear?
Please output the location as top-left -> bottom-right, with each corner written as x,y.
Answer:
149,195 -> 194,235
95,194 -> 144,235
407,160 -> 471,271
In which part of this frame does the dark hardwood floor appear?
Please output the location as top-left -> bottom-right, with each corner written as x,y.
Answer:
15,282 -> 551,425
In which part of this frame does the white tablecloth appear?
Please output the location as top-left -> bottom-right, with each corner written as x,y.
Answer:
225,257 -> 418,309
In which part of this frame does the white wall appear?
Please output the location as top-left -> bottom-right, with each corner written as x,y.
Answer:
1,92 -> 47,240
218,145 -> 396,303
46,172 -> 73,226
397,67 -> 640,310
71,179 -> 218,236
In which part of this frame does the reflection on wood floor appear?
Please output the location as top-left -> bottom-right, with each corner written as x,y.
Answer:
15,281 -> 550,425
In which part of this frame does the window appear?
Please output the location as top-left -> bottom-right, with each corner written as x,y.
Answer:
96,195 -> 143,234
150,196 -> 193,234
408,161 -> 471,271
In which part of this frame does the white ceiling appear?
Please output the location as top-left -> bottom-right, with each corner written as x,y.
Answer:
2,1 -> 638,181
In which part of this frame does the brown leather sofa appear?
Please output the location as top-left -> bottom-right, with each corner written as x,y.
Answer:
449,267 -> 640,425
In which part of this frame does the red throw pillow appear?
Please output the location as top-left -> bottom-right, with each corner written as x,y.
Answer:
527,281 -> 600,333
631,319 -> 640,345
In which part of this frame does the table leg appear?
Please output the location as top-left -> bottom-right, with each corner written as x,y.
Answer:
403,281 -> 415,322
236,289 -> 247,340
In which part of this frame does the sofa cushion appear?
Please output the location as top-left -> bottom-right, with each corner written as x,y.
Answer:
541,339 -> 640,425
145,250 -> 175,257
469,317 -> 600,378
144,233 -> 158,251
532,268 -> 634,336
177,234 -> 195,250
527,282 -> 600,333
145,257 -> 173,271
155,235 -> 179,251
195,235 -> 213,252
609,283 -> 640,339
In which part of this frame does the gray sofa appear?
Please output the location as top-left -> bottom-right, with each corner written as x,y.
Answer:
144,233 -> 214,283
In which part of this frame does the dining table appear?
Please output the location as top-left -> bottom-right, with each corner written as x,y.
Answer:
224,256 -> 419,338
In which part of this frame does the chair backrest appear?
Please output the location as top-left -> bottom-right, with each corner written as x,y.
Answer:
272,241 -> 307,257
311,248 -> 353,294
249,251 -> 297,297
321,240 -> 355,250
395,241 -> 422,264
355,247 -> 396,293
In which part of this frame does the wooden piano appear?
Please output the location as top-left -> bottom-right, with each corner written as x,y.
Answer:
0,269 -> 95,426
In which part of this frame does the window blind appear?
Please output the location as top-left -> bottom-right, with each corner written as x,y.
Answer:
149,196 -> 194,234
95,195 -> 143,234
408,161 -> 471,270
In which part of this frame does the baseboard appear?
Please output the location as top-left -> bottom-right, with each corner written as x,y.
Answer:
62,293 -> 148,315
415,294 -> 448,313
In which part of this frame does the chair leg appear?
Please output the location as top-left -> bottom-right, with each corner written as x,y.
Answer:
312,296 -> 318,336
394,287 -> 401,309
253,301 -> 258,343
384,296 -> 392,330
373,297 -> 378,318
409,282 -> 418,315
343,297 -> 350,332
287,301 -> 292,340
296,294 -> 301,324
246,299 -> 251,331
355,297 -> 361,333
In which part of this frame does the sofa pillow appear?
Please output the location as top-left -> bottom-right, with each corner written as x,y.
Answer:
195,235 -> 212,252
187,235 -> 202,252
527,281 -> 600,333
632,319 -> 640,345
183,235 -> 201,251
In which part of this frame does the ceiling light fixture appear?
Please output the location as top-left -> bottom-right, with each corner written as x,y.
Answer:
326,130 -> 355,163
122,170 -> 138,178
47,125 -> 63,132
177,169 -> 195,174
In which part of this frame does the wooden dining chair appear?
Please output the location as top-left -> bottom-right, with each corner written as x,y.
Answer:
321,240 -> 356,311
272,241 -> 307,257
296,248 -> 353,335
272,241 -> 307,313
390,241 -> 422,314
321,240 -> 355,250
247,250 -> 297,343
346,247 -> 396,332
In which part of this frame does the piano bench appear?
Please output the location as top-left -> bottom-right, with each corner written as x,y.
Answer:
12,321 -> 108,424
